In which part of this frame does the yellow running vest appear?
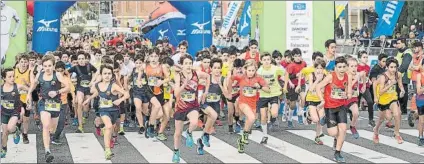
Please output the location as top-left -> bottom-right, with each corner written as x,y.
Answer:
14,68 -> 30,103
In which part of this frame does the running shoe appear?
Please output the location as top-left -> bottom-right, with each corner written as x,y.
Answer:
368,120 -> 376,127
184,130 -> 194,148
418,137 -> 424,146
75,126 -> 84,133
385,122 -> 395,128
118,127 -> 125,135
13,127 -> 20,144
394,134 -> 404,144
45,152 -> 54,163
298,115 -> 304,125
229,125 -> 234,133
350,126 -> 360,139
332,138 -> 337,151
288,121 -> 294,128
197,138 -> 205,155
234,123 -> 242,133
315,136 -> 323,145
260,137 -> 268,144
0,149 -> 6,158
237,138 -> 245,153
138,127 -> 145,134
254,119 -> 261,129
105,149 -> 113,160
215,120 -> 223,126
22,133 -> 29,144
408,112 -> 415,127
156,133 -> 167,141
334,152 -> 345,163
373,133 -> 379,144
72,118 -> 78,126
51,137 -> 62,145
241,132 -> 249,144
201,134 -> 210,147
146,126 -> 156,138
172,150 -> 181,163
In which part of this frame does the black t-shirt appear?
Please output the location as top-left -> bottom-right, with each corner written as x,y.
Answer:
69,64 -> 97,76
369,64 -> 385,80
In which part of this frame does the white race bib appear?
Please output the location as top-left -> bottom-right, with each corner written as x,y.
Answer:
330,88 -> 347,99
1,100 -> 14,110
181,91 -> 195,102
206,93 -> 221,102
45,100 -> 60,112
80,80 -> 90,88
242,87 -> 256,97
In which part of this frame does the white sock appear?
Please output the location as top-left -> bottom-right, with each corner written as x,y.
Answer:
288,109 -> 293,121
120,122 -> 124,129
261,124 -> 268,137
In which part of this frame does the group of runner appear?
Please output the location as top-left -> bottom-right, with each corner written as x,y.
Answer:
1,36 -> 422,163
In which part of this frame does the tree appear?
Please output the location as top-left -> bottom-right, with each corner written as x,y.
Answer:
398,1 -> 424,28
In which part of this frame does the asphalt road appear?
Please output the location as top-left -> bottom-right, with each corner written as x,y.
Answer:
2,110 -> 424,163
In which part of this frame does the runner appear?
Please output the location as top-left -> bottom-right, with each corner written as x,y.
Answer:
1,68 -> 29,158
156,57 -> 175,141
51,61 -> 74,145
26,54 -> 70,163
303,58 -> 326,145
172,54 -> 217,162
408,42 -> 423,127
284,48 -> 307,127
124,54 -> 147,135
227,60 -> 270,154
316,56 -> 351,163
144,47 -> 169,138
357,51 -> 375,127
223,58 -> 245,133
239,40 -> 260,63
373,57 -> 405,145
324,39 -> 337,72
68,51 -> 97,133
415,63 -> 424,146
14,54 -> 31,144
257,52 -> 285,144
346,57 -> 360,139
83,64 -> 129,160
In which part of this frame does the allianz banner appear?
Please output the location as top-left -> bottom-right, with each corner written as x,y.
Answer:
238,1 -> 251,37
373,1 -> 404,38
33,1 -> 74,54
220,1 -> 242,36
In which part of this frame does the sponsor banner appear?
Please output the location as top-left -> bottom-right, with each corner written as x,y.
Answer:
99,14 -> 113,28
33,1 -> 74,54
238,1 -> 251,37
169,1 -> 212,56
211,0 -> 219,17
373,1 -> 404,38
144,18 -> 186,48
286,1 -> 313,65
1,1 -> 27,68
220,1 -> 242,36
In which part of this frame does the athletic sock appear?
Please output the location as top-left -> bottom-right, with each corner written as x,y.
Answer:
261,124 -> 268,137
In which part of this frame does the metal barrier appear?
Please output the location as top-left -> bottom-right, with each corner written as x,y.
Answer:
337,38 -> 423,57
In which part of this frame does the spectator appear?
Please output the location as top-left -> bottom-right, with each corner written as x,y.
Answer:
365,6 -> 378,37
337,24 -> 344,38
401,24 -> 409,37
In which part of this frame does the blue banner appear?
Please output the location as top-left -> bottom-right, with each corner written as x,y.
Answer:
33,1 -> 74,54
374,1 -> 388,17
238,1 -> 251,37
144,18 -> 186,48
169,2 -> 212,57
211,1 -> 219,17
373,1 -> 404,38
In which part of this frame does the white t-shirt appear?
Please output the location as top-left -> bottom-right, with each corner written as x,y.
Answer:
172,52 -> 182,65
1,6 -> 19,35
120,60 -> 135,76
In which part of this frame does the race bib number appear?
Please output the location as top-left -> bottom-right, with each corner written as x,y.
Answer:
45,100 -> 60,112
148,77 -> 159,86
330,88 -> 347,99
242,87 -> 256,97
206,93 -> 221,102
99,97 -> 113,108
387,85 -> 396,93
19,89 -> 28,94
263,74 -> 274,86
164,85 -> 171,93
352,88 -> 359,98
232,86 -> 240,94
1,100 -> 14,110
80,80 -> 90,88
181,91 -> 195,102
